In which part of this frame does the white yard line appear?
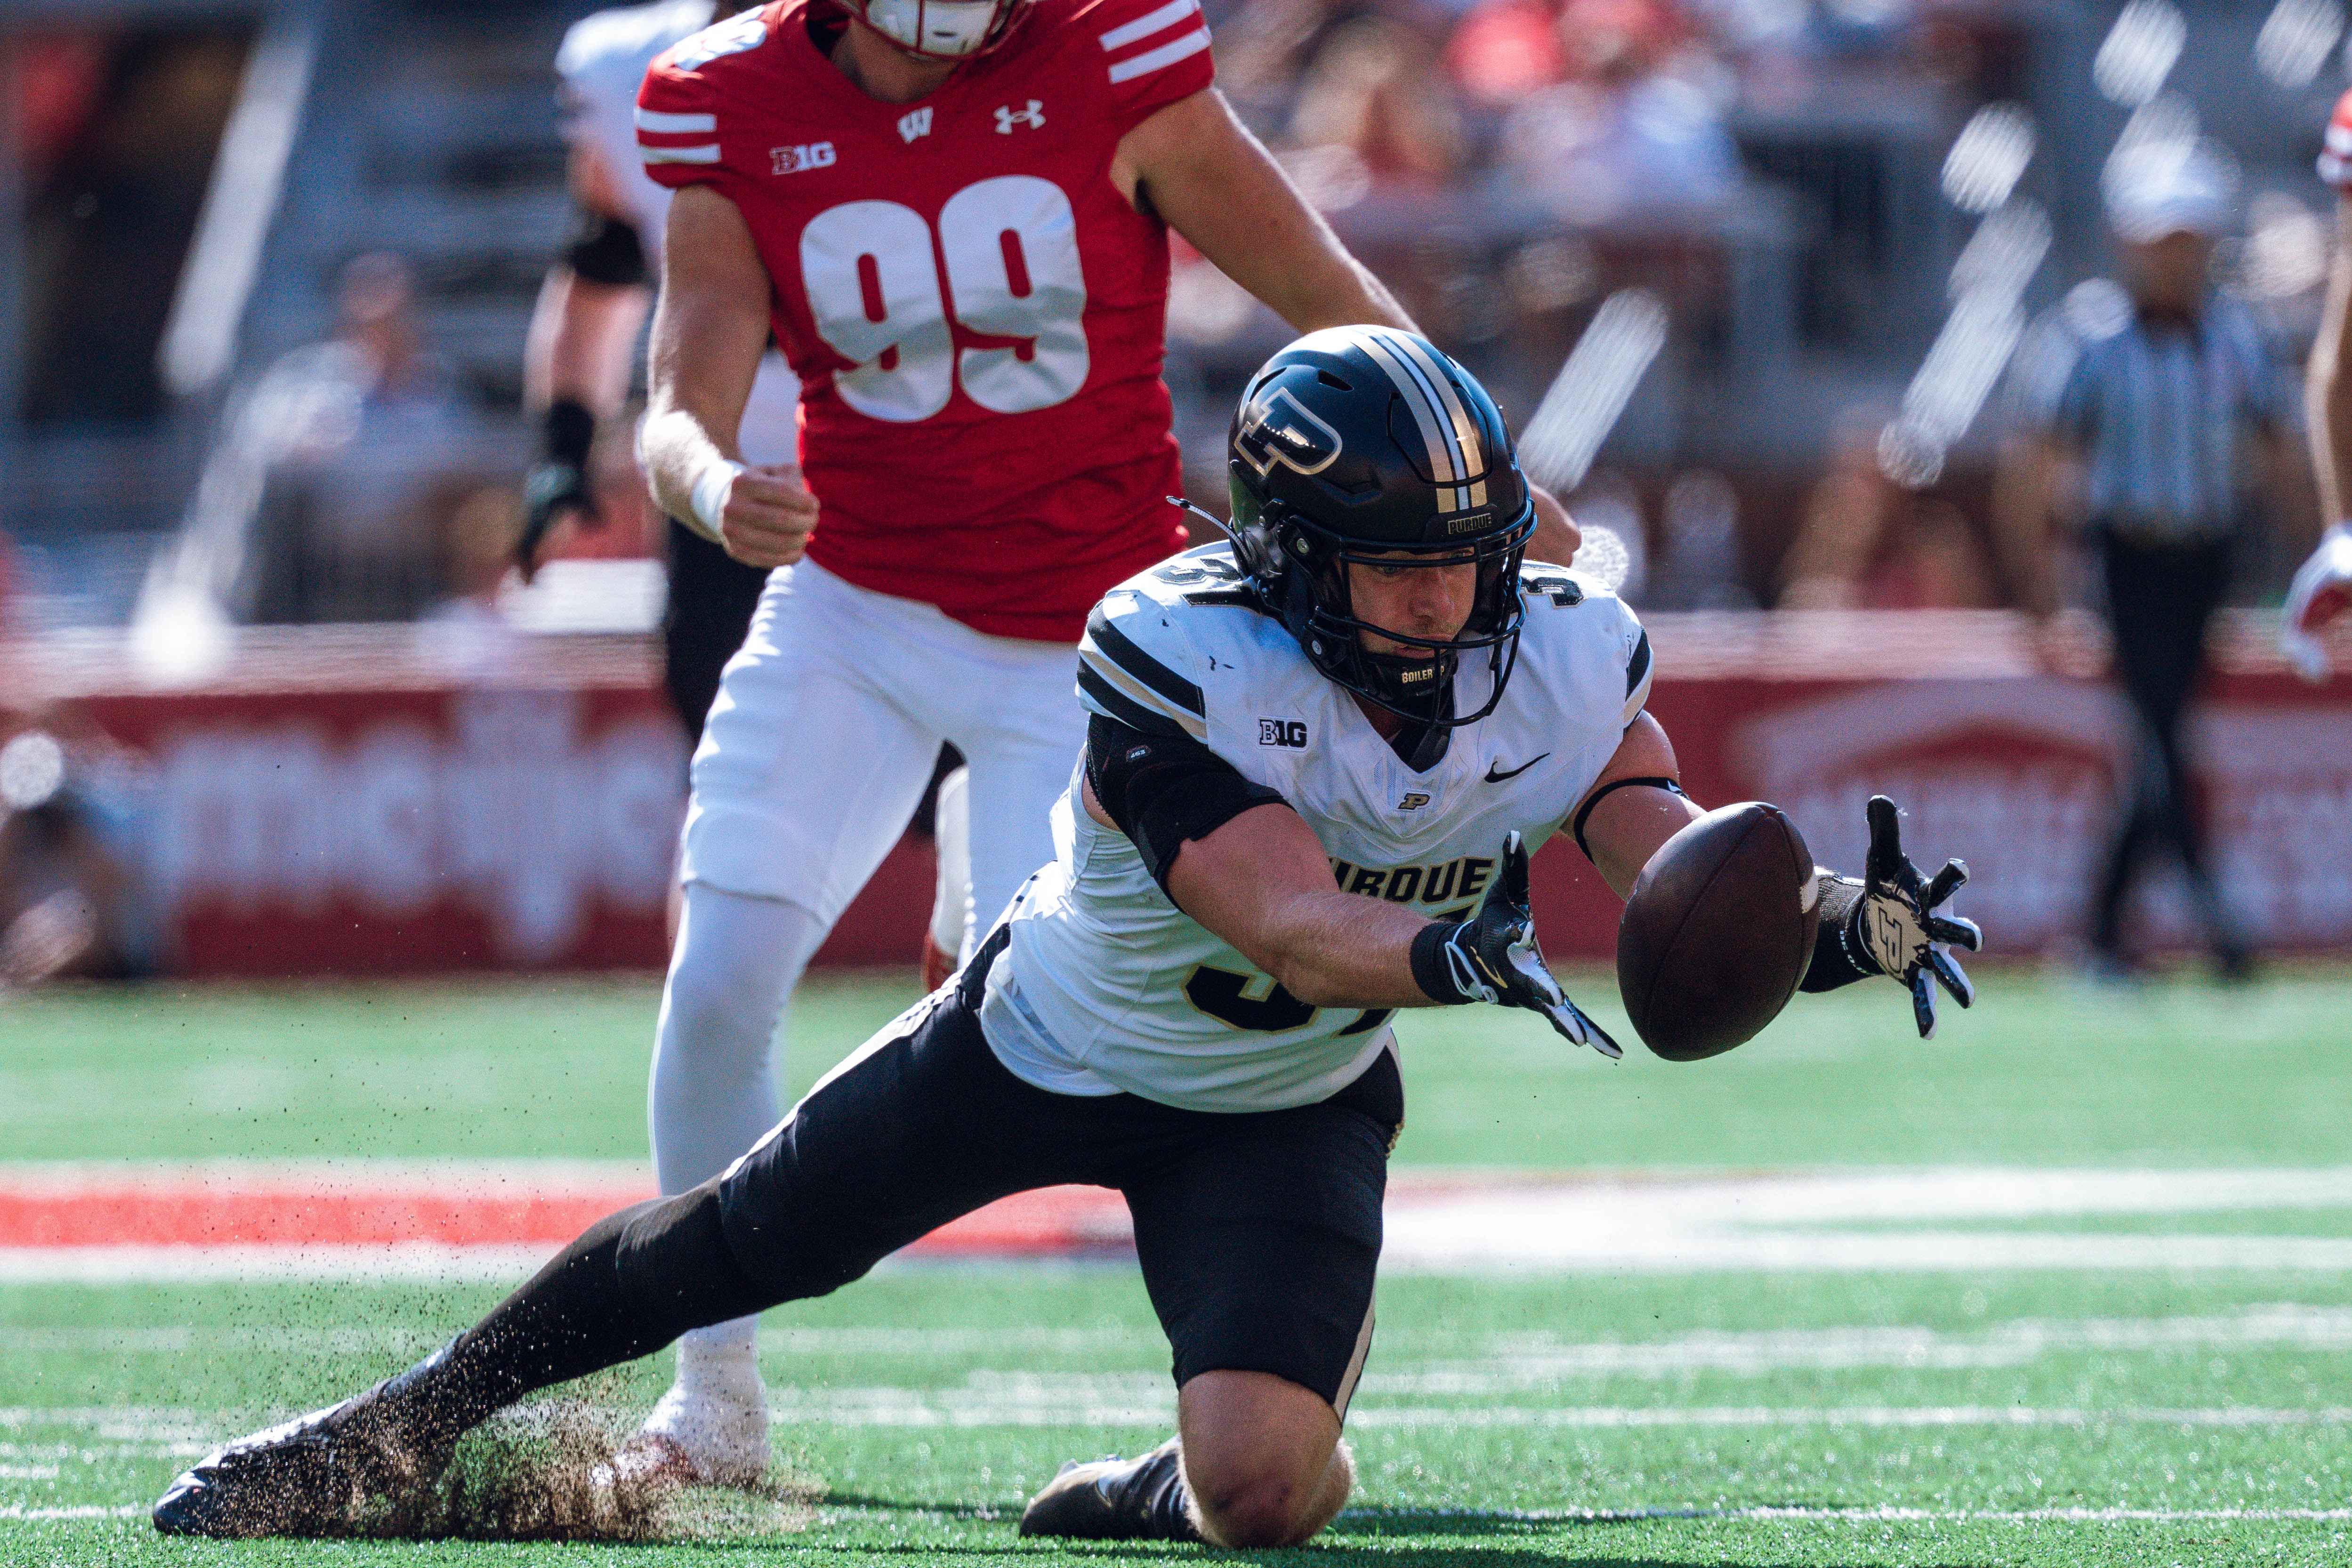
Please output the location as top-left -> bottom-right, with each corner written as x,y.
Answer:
31,1230 -> 2352,1280
8,1399 -> 2350,1440
7,1306 -> 2351,1388
0,1504 -> 143,1520
1347,1405 -> 2352,1430
1343,1504 -> 2352,1524
2,1500 -> 2346,1527
0,1243 -> 552,1285
8,1166 -> 2352,1279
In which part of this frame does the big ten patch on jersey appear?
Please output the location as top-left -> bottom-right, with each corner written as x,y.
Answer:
634,0 -> 1215,642
1327,852 -> 1495,924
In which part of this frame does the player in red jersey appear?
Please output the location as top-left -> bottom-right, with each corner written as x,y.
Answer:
618,0 -> 1581,1493
2293,87 -> 2352,679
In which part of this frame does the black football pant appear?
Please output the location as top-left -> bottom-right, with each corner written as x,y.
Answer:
2090,528 -> 2239,960
661,517 -> 771,748
384,936 -> 1397,1443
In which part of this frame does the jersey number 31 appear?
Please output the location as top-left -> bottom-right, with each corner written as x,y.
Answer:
800,175 -> 1088,422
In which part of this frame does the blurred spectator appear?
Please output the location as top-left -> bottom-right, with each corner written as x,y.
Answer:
1218,0 -> 1443,121
1446,0 -> 1572,104
1217,0 -> 1464,200
1995,141 -> 2307,977
1451,0 -> 1695,100
142,253 -> 514,632
0,712 -> 153,990
1780,406 -> 1994,609
2290,88 -> 2352,680
1648,468 -> 1757,608
1288,14 -> 1466,188
1457,0 -> 1741,221
0,528 -> 17,636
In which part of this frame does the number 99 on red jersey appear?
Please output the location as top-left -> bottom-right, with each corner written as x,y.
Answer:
639,0 -> 1215,643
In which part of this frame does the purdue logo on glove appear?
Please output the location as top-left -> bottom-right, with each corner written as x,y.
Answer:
1836,795 -> 1982,1038
1410,831 -> 1622,1058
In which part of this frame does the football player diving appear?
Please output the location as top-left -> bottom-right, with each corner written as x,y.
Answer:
608,0 -> 1582,1487
153,328 -> 1980,1546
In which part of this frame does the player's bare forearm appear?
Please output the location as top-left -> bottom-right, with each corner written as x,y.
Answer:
1990,435 -> 2068,620
2308,205 -> 2352,524
526,144 -> 654,417
2264,429 -> 2323,559
525,269 -> 650,417
1142,796 -> 1436,1010
1575,714 -> 1703,898
1115,89 -> 1414,336
642,188 -> 784,532
1528,486 -> 1579,566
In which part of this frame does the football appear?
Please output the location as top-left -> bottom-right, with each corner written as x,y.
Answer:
1616,802 -> 1821,1061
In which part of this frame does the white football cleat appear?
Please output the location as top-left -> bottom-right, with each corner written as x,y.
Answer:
632,1357 -> 769,1490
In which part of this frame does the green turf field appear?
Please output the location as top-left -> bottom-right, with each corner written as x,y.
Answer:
3,965 -> 2350,1566
8,964 -> 2349,1167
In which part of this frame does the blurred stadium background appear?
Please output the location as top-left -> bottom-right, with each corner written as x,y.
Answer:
1,0 -> 2349,977
4,7 -> 2352,1559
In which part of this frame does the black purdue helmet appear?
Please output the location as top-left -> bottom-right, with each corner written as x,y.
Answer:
1227,327 -> 1536,727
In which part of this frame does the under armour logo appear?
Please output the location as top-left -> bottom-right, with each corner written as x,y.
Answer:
897,107 -> 933,144
994,99 -> 1045,134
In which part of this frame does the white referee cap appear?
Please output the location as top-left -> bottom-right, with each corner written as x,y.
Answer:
2102,138 -> 2239,242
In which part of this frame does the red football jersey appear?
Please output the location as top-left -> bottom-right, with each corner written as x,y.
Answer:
639,0 -> 1213,643
2323,88 -> 2352,188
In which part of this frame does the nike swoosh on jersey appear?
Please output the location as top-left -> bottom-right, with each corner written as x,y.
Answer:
1483,753 -> 1550,783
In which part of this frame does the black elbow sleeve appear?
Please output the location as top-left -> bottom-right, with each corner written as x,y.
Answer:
564,209 -> 647,288
1084,714 -> 1289,897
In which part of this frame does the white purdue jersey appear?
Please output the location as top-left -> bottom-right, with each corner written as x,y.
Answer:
981,543 -> 1654,1114
556,0 -> 798,465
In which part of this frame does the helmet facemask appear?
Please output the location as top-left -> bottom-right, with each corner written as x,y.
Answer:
846,0 -> 1028,58
1224,326 -> 1541,733
1268,503 -> 1536,730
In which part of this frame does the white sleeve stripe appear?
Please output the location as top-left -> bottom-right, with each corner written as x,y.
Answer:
2324,151 -> 2350,185
642,142 -> 721,164
635,107 -> 717,133
1621,654 -> 1654,727
1079,645 -> 1208,737
1099,0 -> 1197,50
1105,26 -> 1210,84
2328,123 -> 2352,154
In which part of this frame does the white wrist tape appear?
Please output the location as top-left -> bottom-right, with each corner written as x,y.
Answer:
686,458 -> 745,541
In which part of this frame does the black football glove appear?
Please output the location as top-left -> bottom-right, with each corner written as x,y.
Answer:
515,400 -> 603,585
516,461 -> 598,585
1851,794 -> 1981,1038
1434,831 -> 1622,1058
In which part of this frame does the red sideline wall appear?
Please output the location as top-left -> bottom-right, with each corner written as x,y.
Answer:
8,612 -> 2349,976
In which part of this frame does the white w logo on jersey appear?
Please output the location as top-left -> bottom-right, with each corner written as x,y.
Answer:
898,106 -> 933,143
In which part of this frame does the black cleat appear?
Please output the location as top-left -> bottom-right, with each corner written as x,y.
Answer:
153,1376 -> 456,1538
1017,1435 -> 1203,1542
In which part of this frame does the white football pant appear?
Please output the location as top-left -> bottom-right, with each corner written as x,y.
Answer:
646,560 -> 1084,1455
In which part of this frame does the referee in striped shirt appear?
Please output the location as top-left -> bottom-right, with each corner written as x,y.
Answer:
1997,140 -> 2304,976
